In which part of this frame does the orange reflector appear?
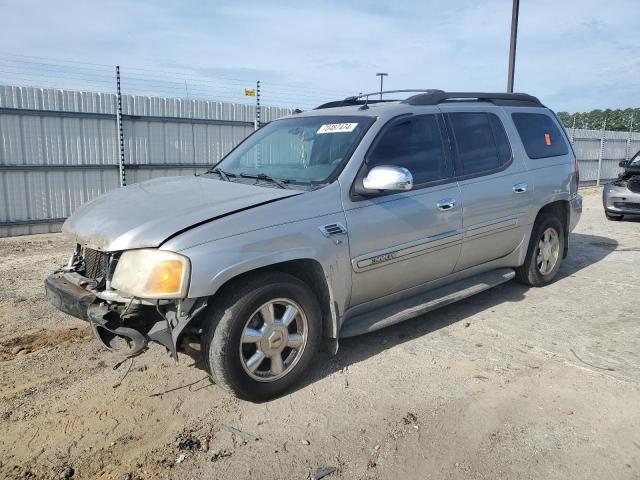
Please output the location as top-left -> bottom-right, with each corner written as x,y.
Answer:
544,133 -> 551,146
146,260 -> 183,294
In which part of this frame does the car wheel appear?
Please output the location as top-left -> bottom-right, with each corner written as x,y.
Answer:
515,214 -> 565,287
201,271 -> 322,401
605,211 -> 623,221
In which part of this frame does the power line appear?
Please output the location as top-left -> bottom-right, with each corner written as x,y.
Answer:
0,51 -> 114,68
0,78 -> 323,109
0,53 -> 341,109
0,64 -> 343,107
0,52 -> 352,97
0,76 -> 318,108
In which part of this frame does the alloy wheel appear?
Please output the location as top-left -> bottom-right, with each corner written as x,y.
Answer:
536,227 -> 560,275
239,298 -> 308,382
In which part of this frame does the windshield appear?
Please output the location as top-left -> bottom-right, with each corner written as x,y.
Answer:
213,115 -> 374,185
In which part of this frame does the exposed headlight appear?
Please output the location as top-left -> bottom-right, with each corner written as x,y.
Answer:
111,249 -> 190,299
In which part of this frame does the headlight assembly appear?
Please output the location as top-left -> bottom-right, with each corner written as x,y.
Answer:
111,249 -> 190,299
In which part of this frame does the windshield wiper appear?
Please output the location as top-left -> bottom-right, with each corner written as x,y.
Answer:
239,172 -> 289,189
210,167 -> 236,182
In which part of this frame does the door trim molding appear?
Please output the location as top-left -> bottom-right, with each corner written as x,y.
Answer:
352,230 -> 463,272
463,216 -> 521,240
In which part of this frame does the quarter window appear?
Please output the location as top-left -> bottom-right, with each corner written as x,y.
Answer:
367,115 -> 449,184
448,112 -> 512,175
511,113 -> 569,159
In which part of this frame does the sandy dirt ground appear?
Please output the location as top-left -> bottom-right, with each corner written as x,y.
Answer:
0,188 -> 639,480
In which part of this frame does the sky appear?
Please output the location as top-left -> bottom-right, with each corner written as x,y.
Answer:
0,0 -> 639,112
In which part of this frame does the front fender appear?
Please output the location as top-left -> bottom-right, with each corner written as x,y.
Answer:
171,214 -> 352,337
202,246 -> 320,296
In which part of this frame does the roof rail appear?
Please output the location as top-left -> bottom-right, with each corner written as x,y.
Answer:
349,89 -> 445,101
315,89 -> 444,110
315,90 -> 544,110
403,91 -> 543,107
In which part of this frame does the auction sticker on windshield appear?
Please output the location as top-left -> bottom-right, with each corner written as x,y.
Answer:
317,123 -> 358,134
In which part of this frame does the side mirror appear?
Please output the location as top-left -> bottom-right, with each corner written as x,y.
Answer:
358,165 -> 413,194
619,160 -> 630,168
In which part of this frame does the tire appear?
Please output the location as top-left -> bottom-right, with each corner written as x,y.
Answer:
515,214 -> 565,287
605,211 -> 623,221
201,271 -> 322,401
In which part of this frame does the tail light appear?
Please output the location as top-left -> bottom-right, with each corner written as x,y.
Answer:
574,156 -> 580,191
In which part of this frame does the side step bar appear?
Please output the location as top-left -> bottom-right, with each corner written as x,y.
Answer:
340,268 -> 516,338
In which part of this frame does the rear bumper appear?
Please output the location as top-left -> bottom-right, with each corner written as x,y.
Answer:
45,273 -> 97,322
569,194 -> 582,232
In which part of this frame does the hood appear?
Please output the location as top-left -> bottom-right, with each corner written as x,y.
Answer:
624,164 -> 640,175
63,176 -> 301,251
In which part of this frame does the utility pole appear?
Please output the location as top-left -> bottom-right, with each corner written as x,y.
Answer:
376,73 -> 388,100
507,0 -> 520,93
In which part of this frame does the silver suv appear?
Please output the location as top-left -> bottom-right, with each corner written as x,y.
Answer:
46,90 -> 582,401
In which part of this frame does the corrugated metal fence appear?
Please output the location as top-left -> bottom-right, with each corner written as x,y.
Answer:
568,127 -> 640,186
1,85 -> 639,238
0,85 -> 292,237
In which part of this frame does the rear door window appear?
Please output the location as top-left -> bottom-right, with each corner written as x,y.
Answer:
367,115 -> 451,184
511,112 -> 569,159
447,112 -> 512,176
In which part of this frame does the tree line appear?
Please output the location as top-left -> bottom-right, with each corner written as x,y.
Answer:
557,108 -> 640,132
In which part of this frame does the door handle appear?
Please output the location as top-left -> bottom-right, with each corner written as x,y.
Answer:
513,183 -> 528,193
436,198 -> 456,211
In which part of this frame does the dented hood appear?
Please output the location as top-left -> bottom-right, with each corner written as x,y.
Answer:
62,176 -> 300,251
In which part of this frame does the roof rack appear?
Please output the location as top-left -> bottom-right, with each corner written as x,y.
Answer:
315,89 -> 443,110
404,91 -> 543,107
315,90 -> 544,110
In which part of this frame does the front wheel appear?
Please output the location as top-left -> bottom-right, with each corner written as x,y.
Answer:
515,214 -> 565,287
201,272 -> 322,401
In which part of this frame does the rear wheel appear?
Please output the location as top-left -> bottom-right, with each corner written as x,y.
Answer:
515,214 -> 565,287
605,211 -> 623,221
201,272 -> 322,401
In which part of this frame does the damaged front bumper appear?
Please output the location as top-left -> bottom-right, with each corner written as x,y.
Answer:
603,182 -> 640,215
45,272 -> 206,360
45,272 -> 97,322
